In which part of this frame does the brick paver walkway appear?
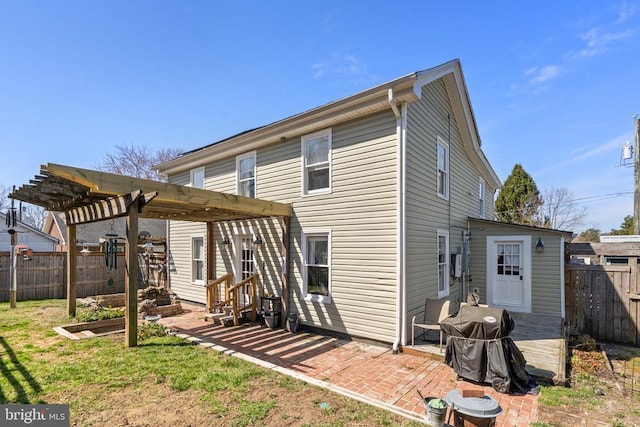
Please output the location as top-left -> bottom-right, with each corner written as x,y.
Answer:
157,303 -> 538,426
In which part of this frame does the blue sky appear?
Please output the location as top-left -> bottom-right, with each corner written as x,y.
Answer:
1,1 -> 639,233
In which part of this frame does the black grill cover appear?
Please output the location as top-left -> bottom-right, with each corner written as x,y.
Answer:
440,305 -> 514,339
441,305 -> 539,395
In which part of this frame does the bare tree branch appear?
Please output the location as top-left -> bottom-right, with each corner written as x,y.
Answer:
96,144 -> 182,182
539,186 -> 587,231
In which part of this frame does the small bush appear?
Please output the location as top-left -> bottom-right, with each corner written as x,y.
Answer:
138,322 -> 167,340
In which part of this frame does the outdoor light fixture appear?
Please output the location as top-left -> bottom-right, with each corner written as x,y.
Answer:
253,235 -> 263,245
536,237 -> 544,252
221,237 -> 230,245
80,245 -> 91,256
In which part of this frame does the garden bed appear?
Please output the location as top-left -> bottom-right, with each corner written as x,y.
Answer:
53,317 -> 125,340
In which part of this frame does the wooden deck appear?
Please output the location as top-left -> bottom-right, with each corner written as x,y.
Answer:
406,312 -> 566,383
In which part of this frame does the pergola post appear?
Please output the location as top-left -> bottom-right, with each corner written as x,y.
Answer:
66,223 -> 77,316
125,195 -> 140,347
280,216 -> 291,323
9,231 -> 17,308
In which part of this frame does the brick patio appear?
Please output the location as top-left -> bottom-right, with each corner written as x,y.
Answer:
156,302 -> 538,426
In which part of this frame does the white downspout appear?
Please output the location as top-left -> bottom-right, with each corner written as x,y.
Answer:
560,236 -> 565,319
389,89 -> 406,354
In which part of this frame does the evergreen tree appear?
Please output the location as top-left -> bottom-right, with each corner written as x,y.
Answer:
610,215 -> 634,235
575,228 -> 601,242
495,164 -> 542,225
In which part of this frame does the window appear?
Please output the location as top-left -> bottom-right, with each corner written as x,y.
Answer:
437,230 -> 449,298
191,237 -> 205,284
303,231 -> 331,302
479,178 -> 485,218
496,243 -> 520,276
236,152 -> 256,198
190,167 -> 204,189
436,136 -> 449,199
302,129 -> 331,195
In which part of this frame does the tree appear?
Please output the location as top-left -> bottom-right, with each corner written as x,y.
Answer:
574,228 -> 601,243
537,186 -> 587,231
495,164 -> 542,226
610,215 -> 634,235
96,144 -> 183,182
0,185 -> 10,211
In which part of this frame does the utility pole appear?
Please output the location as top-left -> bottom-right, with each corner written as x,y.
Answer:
635,115 -> 640,235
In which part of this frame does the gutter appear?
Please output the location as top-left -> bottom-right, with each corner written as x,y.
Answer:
389,89 -> 406,354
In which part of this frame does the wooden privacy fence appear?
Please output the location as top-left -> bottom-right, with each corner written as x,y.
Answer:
566,243 -> 640,346
0,252 -> 161,302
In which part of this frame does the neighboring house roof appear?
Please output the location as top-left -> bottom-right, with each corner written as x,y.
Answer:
43,211 -> 167,245
468,218 -> 574,237
156,59 -> 501,189
0,211 -> 59,243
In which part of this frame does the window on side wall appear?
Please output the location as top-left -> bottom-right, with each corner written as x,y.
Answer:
436,136 -> 449,200
190,166 -> 205,189
479,178 -> 485,218
437,230 -> 449,298
303,231 -> 331,303
191,236 -> 205,284
302,129 -> 331,195
237,151 -> 256,198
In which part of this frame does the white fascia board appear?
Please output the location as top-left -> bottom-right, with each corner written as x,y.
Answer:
158,77 -> 419,176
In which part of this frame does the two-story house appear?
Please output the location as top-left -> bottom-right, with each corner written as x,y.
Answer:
156,59 -> 502,349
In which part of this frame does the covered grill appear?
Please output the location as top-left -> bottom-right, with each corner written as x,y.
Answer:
440,304 -> 539,394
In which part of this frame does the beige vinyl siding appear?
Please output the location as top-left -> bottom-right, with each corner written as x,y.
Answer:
468,220 -> 563,317
167,110 -> 399,342
404,79 -> 493,330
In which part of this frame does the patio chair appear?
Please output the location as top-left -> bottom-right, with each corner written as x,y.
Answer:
411,298 -> 450,352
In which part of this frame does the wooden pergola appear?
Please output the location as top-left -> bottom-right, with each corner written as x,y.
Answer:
10,163 -> 292,347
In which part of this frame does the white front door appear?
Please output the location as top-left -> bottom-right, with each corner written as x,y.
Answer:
234,234 -> 255,305
487,236 -> 531,313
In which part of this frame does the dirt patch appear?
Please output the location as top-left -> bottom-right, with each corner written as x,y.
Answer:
537,337 -> 640,427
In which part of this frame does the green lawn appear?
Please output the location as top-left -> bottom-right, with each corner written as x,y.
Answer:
0,300 -> 422,426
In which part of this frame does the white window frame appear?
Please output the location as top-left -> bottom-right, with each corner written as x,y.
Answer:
301,128 -> 332,196
236,151 -> 256,198
437,229 -> 450,299
479,178 -> 486,219
191,236 -> 205,285
436,136 -> 449,200
190,166 -> 205,189
302,229 -> 332,303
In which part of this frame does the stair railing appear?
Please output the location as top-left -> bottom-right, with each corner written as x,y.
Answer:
205,272 -> 234,313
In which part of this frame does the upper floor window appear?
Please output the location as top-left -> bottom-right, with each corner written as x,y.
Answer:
436,136 -> 449,200
236,151 -> 256,198
303,230 -> 331,303
190,167 -> 204,189
478,178 -> 485,218
302,129 -> 331,195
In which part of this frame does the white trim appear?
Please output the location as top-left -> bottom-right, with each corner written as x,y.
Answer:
302,229 -> 332,304
236,150 -> 257,198
478,177 -> 486,219
301,128 -> 332,196
189,166 -> 205,189
437,229 -> 450,299
399,102 -> 408,346
190,235 -> 205,285
436,135 -> 449,200
486,235 -> 532,313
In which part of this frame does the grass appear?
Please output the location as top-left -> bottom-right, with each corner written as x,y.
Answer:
0,299 -> 421,426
